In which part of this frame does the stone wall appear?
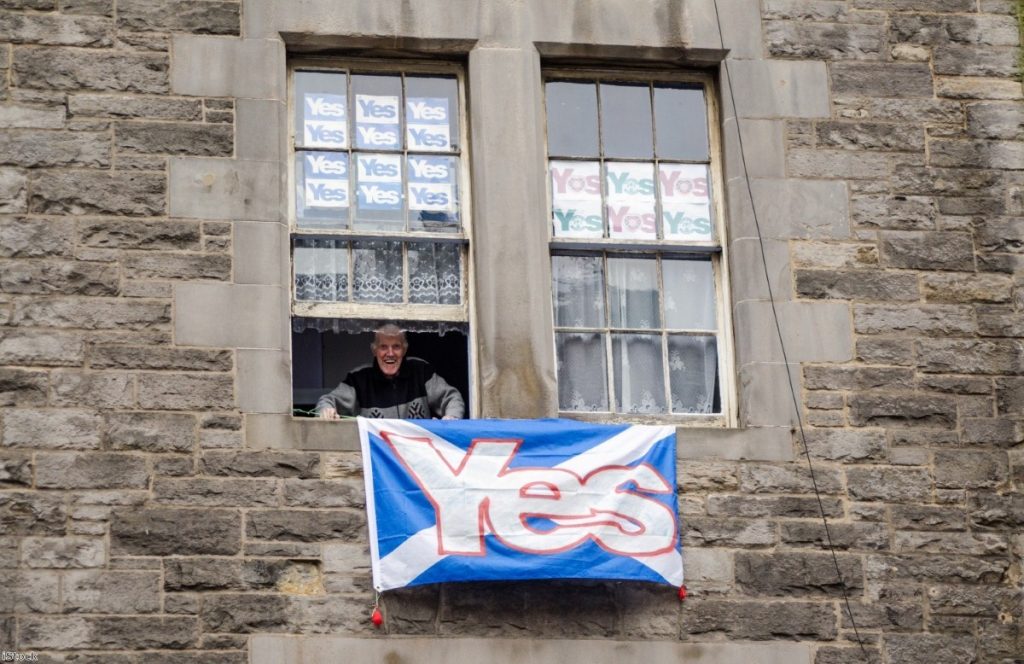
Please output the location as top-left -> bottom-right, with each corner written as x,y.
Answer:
1,0 -> 1022,662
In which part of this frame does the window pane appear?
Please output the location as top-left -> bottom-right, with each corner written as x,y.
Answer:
552,255 -> 605,328
668,335 -> 718,414
550,160 -> 603,238
612,333 -> 666,414
295,152 -> 350,229
659,164 -> 714,242
354,152 -> 404,230
353,74 -> 401,150
663,257 -> 716,330
352,240 -> 402,302
556,332 -> 608,411
654,84 -> 708,161
545,81 -> 599,157
405,75 -> 459,152
605,162 -> 656,240
600,83 -> 653,159
407,155 -> 460,231
294,237 -> 348,302
294,70 -> 348,149
408,242 -> 461,304
608,257 -> 659,329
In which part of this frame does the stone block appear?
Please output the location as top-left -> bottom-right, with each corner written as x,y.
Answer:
282,479 -> 365,508
853,304 -> 975,335
683,517 -> 777,547
976,217 -> 1024,253
19,615 -> 198,650
0,367 -> 47,406
735,552 -> 863,596
171,35 -> 284,99
865,553 -> 1008,585
36,452 -> 149,489
851,194 -> 937,231
934,449 -> 1008,489
831,62 -> 933,98
850,391 -> 958,427
69,93 -> 202,120
846,466 -> 931,502
722,119 -> 785,179
680,599 -> 837,640
118,0 -> 239,35
802,428 -> 887,462
21,536 -> 105,568
928,584 -> 1021,617
794,268 -> 920,301
791,241 -> 879,269
237,348 -> 290,413
234,220 -> 285,285
153,477 -> 279,506
894,531 -> 1008,556
835,97 -> 963,124
0,168 -> 27,213
738,463 -> 843,494
0,492 -> 66,536
678,460 -> 739,492
765,20 -> 884,60
678,426 -> 794,462
966,102 -> 1023,140
731,178 -> 849,241
0,216 -> 75,257
79,218 -> 200,250
922,272 -> 1012,303
91,345 -> 231,371
916,339 -> 1024,375
29,170 -> 165,216
930,138 -> 1024,170
977,305 -> 1024,337
116,121 -> 233,157
2,408 -> 101,449
936,75 -> 1023,101
246,508 -> 365,542
201,593 -> 290,633
200,450 -> 319,478
104,411 -> 196,452
0,570 -> 60,612
739,362 -> 801,427
891,505 -> 966,531
0,103 -> 65,129
816,121 -> 925,152
969,492 -> 1024,529
236,98 -> 284,161
136,372 -> 235,410
0,11 -> 113,47
64,570 -> 161,613
165,558 -> 317,592
174,282 -> 284,348
12,47 -> 168,93
737,301 -> 853,365
10,296 -> 169,330
0,453 -> 32,487
726,237 -> 791,304
0,129 -> 110,168
934,44 -> 1018,77
706,495 -> 843,518
111,507 -> 241,556
51,370 -> 135,408
724,60 -> 830,119
781,521 -> 890,550
891,13 -> 1019,46
0,258 -> 119,295
841,601 -> 924,631
995,376 -> 1024,415
123,252 -> 231,281
787,148 -> 891,180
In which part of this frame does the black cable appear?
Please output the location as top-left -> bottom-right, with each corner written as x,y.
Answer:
708,1 -> 869,657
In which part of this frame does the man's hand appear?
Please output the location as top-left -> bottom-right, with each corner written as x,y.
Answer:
319,407 -> 339,420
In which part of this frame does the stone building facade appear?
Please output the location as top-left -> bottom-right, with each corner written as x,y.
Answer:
1,0 -> 1022,662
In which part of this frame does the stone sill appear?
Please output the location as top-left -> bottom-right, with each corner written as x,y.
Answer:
245,415 -> 794,461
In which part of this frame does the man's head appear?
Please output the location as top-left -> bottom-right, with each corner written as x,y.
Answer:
371,323 -> 408,377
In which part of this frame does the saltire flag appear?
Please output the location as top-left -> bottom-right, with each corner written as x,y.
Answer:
357,417 -> 683,592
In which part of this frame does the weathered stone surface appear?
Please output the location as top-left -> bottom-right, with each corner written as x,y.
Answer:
64,570 -> 161,613
916,339 -> 1024,374
0,570 -> 60,612
891,14 -> 1020,46
739,463 -> 842,494
0,11 -> 113,47
962,417 -> 1022,447
977,305 -> 1024,337
802,428 -> 888,462
791,241 -> 878,269
153,477 -> 278,506
680,599 -> 837,640
892,164 -> 1002,197
928,584 -> 1021,616
842,601 -> 924,631
123,252 -> 231,280
683,517 -> 776,547
0,0 -> 56,9
78,218 -> 200,249
880,231 -> 975,271
2,408 -> 101,449
934,449 -> 1008,489
92,346 -> 230,373
969,492 -> 1024,528
866,553 -> 1009,584
19,615 -> 198,650
116,121 -> 233,156
29,170 -> 165,215
13,47 -> 168,92
0,216 -> 74,257
765,21 -> 884,60
707,495 -> 844,518
61,0 -> 114,16
852,0 -> 974,9
103,411 -> 195,452
934,45 -> 1018,77
51,371 -> 134,408
111,508 -> 240,556
70,93 -> 201,120
976,218 -> 1024,253
816,647 -> 883,664
832,63 -> 933,98
246,509 -> 365,542
781,521 -> 890,550
966,102 -> 1023,140
854,304 -> 975,335
0,492 -> 65,536
10,296 -> 169,329
201,451 -> 319,478
0,453 -> 32,487
852,194 -> 938,231
787,148 -> 889,179
136,373 -> 234,410
0,167 -> 27,214
930,138 -> 1024,170
164,558 -> 317,591
894,531 -> 1008,556
849,392 -> 957,428
804,365 -> 915,391
856,338 -> 915,366
21,536 -> 105,568
846,467 -> 931,502
736,552 -> 862,596
36,452 -> 149,489
795,269 -> 919,301
891,505 -> 966,531
921,273 -> 1013,304
282,479 -> 365,508
816,121 -> 924,152
118,0 -> 240,35
0,367 -> 47,405
200,593 -> 290,633
678,461 -> 739,492
0,129 -> 109,167
0,258 -> 119,295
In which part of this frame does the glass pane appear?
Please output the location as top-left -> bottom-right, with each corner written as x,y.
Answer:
605,162 -> 656,240
352,240 -> 402,303
405,75 -> 459,152
294,70 -> 348,149
600,83 -> 653,159
353,74 -> 402,150
545,81 -> 598,157
608,257 -> 659,329
408,242 -> 461,304
552,255 -> 605,328
663,257 -> 716,330
612,333 -> 666,414
354,152 -> 404,230
549,160 -> 603,238
556,332 -> 608,412
659,164 -> 714,242
407,155 -> 460,232
293,237 -> 348,302
654,84 -> 708,161
668,335 -> 719,414
295,152 -> 349,230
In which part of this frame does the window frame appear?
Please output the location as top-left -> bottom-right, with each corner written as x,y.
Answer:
543,67 -> 737,426
286,57 -> 479,416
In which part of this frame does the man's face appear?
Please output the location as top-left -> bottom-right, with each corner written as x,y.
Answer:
374,334 -> 406,377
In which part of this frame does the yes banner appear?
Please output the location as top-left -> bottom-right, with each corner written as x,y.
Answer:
358,418 -> 683,591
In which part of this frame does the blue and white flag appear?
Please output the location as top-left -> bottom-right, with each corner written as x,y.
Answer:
358,418 -> 683,591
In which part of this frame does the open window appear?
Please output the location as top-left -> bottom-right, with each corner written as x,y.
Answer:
288,60 -> 471,417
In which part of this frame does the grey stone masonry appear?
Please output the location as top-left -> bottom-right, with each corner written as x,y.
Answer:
0,0 -> 1021,662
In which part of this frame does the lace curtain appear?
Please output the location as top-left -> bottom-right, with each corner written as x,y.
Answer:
294,238 -> 348,301
409,242 -> 461,304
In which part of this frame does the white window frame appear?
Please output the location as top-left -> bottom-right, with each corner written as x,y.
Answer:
544,68 -> 736,426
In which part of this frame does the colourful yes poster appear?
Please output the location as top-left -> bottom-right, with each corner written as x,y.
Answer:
550,160 -> 602,239
605,162 -> 657,240
659,164 -> 713,242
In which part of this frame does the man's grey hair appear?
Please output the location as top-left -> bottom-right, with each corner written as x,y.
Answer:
371,323 -> 408,350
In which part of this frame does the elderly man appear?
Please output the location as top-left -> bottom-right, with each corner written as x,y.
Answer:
316,323 -> 464,420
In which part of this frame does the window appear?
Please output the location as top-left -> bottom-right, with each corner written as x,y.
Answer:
545,74 -> 733,420
289,61 -> 470,414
